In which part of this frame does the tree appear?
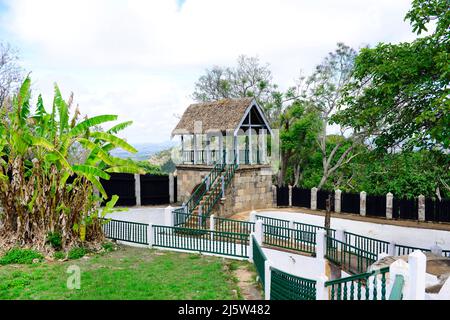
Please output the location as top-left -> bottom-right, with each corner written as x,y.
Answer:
334,0 -> 449,150
0,77 -> 143,252
307,43 -> 363,190
192,55 -> 276,115
0,43 -> 23,111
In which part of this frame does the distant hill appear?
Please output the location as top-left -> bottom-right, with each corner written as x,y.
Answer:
110,141 -> 176,161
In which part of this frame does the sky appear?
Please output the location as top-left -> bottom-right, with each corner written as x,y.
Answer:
0,0 -> 418,144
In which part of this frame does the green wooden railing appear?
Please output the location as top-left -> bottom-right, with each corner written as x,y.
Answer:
325,235 -> 378,274
255,215 -> 290,239
252,235 -> 267,288
344,231 -> 389,258
201,162 -> 238,217
395,244 -> 431,256
443,250 -> 450,258
152,224 -> 249,258
325,267 -> 389,300
173,211 -> 210,229
389,274 -> 405,300
214,216 -> 255,234
294,221 -> 336,239
270,267 -> 317,300
263,225 -> 316,255
102,219 -> 148,245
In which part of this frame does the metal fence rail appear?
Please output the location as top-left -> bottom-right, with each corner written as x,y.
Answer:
325,235 -> 378,274
252,235 -> 267,288
173,211 -> 210,229
395,244 -> 431,256
344,231 -> 389,258
270,267 -> 317,300
294,221 -> 336,239
152,225 -> 249,258
102,219 -> 148,245
214,216 -> 255,234
263,225 -> 316,255
325,267 -> 389,300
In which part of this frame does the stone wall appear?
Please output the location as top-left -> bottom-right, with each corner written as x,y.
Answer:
175,164 -> 274,217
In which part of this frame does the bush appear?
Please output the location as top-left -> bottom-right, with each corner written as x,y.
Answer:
68,247 -> 87,260
53,251 -> 66,260
101,242 -> 114,252
0,248 -> 43,265
46,232 -> 62,250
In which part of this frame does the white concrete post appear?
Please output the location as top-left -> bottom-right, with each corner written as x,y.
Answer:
264,260 -> 271,300
316,229 -> 327,259
386,192 -> 393,219
408,250 -> 426,300
193,134 -> 198,164
288,185 -> 293,207
360,191 -> 367,216
335,229 -> 345,243
418,195 -> 425,222
388,242 -> 396,256
335,189 -> 342,213
255,220 -> 263,244
147,223 -> 154,248
164,206 -> 174,227
289,220 -> 295,242
272,185 -> 277,207
248,232 -> 254,262
316,275 -> 329,300
249,210 -> 257,223
210,214 -> 215,231
134,174 -> 141,206
311,187 -> 318,210
169,173 -> 174,203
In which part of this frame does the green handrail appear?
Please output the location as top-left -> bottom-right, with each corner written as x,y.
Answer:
389,274 -> 405,300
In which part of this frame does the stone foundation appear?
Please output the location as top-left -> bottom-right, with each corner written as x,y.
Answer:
176,164 -> 273,217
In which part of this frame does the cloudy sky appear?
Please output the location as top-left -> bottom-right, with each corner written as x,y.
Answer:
0,0 -> 417,144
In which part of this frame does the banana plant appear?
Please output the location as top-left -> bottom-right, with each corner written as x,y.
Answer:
0,76 -> 144,250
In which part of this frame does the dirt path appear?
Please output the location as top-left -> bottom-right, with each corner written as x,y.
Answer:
233,266 -> 263,300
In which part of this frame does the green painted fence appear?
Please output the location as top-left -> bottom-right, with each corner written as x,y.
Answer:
173,211 -> 210,229
270,267 -> 317,300
294,221 -> 336,239
252,235 -> 267,288
214,216 -> 255,234
102,219 -> 148,245
395,244 -> 431,256
389,274 -> 405,300
263,225 -> 316,255
152,225 -> 249,258
325,267 -> 389,300
325,235 -> 378,274
344,231 -> 389,258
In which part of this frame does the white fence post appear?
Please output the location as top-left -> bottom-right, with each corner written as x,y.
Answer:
418,195 -> 425,222
134,174 -> 141,206
289,220 -> 295,242
316,229 -> 327,259
335,229 -> 345,243
408,250 -> 426,300
210,214 -> 215,231
249,210 -> 257,223
272,185 -> 277,207
430,244 -> 442,257
147,223 -> 154,248
335,189 -> 342,213
264,260 -> 271,300
169,173 -> 174,203
164,206 -> 174,226
288,185 -> 293,207
255,220 -> 263,244
388,242 -> 396,256
316,275 -> 329,300
386,192 -> 393,219
360,191 -> 366,216
311,187 -> 318,210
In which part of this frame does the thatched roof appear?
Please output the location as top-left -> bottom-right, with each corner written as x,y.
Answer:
172,98 -> 255,136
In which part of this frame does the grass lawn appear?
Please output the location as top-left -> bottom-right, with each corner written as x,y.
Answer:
0,245 -> 258,300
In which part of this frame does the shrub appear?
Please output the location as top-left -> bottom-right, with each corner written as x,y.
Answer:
46,232 -> 62,250
68,247 -> 87,260
53,251 -> 66,260
0,248 -> 43,265
101,242 -> 114,252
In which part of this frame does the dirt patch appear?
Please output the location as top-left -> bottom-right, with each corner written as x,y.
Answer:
233,266 -> 263,300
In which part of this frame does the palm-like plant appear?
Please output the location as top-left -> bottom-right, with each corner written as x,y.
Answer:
0,77 -> 143,251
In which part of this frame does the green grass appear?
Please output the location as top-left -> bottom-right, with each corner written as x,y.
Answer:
0,246 -> 253,300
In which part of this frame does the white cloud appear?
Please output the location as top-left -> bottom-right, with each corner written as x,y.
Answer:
0,0 -> 416,143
